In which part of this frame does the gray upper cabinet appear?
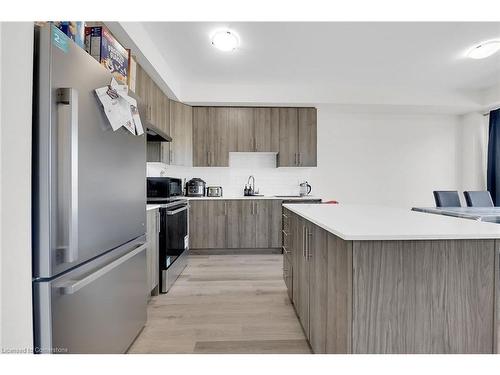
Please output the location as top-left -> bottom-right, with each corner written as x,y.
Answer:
229,107 -> 255,152
278,107 -> 317,167
138,62 -> 173,164
193,107 -> 210,167
278,108 -> 299,167
209,107 -> 230,167
254,108 -> 279,152
192,106 -> 316,167
193,107 -> 230,167
169,99 -> 193,166
298,108 -> 317,167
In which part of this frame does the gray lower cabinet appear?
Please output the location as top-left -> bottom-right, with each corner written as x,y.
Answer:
189,199 -> 282,250
146,209 -> 160,296
283,253 -> 292,300
296,217 -> 310,339
283,210 -> 498,354
256,199 -> 282,248
227,200 -> 256,248
189,200 -> 208,248
308,222 -> 328,354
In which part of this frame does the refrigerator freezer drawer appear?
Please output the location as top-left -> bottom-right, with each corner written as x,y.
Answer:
33,240 -> 147,354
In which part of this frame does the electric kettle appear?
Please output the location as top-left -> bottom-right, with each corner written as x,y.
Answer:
299,181 -> 312,196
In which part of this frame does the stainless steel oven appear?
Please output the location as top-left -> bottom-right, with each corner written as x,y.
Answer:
147,177 -> 189,293
159,199 -> 189,293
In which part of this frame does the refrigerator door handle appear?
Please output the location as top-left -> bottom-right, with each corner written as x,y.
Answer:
58,242 -> 147,295
56,88 -> 79,264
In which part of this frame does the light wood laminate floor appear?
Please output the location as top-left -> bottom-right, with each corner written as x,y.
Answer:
128,254 -> 311,354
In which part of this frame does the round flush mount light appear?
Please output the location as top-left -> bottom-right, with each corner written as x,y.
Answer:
467,40 -> 500,59
211,30 -> 239,52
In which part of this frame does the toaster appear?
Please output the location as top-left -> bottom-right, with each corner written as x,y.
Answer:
206,186 -> 223,197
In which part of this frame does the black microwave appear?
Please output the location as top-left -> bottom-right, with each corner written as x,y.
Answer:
147,177 -> 183,199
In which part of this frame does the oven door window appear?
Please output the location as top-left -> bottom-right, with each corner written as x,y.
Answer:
165,204 -> 188,266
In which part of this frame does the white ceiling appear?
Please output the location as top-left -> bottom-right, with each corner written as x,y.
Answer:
138,22 -> 500,112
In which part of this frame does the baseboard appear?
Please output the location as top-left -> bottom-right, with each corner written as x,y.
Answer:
190,248 -> 282,255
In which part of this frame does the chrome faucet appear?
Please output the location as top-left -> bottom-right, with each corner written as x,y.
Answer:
247,175 -> 256,195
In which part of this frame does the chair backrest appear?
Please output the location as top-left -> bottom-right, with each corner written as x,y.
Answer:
433,191 -> 461,207
463,191 -> 494,207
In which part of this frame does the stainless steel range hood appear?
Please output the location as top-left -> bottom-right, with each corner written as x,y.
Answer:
146,126 -> 172,142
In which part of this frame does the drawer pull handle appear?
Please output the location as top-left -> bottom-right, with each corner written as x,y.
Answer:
58,243 -> 147,295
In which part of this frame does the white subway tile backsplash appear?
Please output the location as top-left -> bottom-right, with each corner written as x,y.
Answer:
147,153 -> 315,197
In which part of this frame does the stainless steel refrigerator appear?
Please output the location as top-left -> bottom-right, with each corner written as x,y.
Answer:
32,24 -> 147,354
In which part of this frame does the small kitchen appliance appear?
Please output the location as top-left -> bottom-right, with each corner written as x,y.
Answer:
186,178 -> 206,197
299,181 -> 312,196
206,186 -> 223,197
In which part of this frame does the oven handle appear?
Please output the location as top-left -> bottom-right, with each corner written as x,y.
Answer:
166,205 -> 189,216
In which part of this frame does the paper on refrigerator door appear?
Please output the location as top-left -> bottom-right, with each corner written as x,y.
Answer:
120,92 -> 144,135
95,81 -> 135,133
110,78 -> 144,135
95,78 -> 143,135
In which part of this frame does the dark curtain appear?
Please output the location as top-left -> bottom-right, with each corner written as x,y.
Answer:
487,109 -> 500,205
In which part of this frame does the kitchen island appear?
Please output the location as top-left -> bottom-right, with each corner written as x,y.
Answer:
282,203 -> 500,354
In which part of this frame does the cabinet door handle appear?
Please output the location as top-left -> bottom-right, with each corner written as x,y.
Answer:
307,231 -> 313,259
207,151 -> 210,166
298,152 -> 302,166
302,226 -> 306,258
170,150 -> 173,164
157,211 -> 160,233
224,202 -> 227,216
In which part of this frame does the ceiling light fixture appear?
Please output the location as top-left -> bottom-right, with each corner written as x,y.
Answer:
211,30 -> 239,52
467,40 -> 500,59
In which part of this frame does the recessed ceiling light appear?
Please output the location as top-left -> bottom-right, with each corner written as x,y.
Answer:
467,40 -> 500,59
211,30 -> 239,52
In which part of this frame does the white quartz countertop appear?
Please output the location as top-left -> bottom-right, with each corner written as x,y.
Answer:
146,204 -> 162,211
186,196 -> 322,201
282,203 -> 500,240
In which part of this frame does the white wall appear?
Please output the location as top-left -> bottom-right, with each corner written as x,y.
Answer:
0,22 -> 34,352
311,107 -> 463,207
457,112 -> 489,193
